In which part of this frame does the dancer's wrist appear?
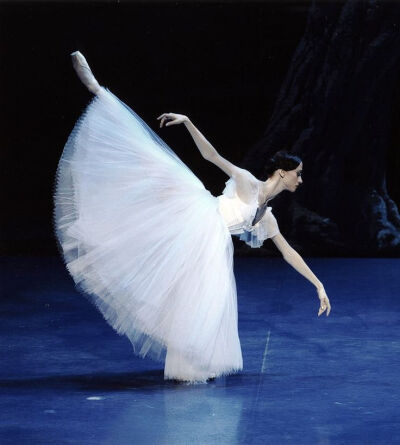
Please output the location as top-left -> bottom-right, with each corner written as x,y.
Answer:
316,282 -> 324,291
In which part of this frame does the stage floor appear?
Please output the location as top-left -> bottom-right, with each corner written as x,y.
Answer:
1,256 -> 399,444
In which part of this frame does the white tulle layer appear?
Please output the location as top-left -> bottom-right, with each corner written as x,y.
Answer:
53,88 -> 243,382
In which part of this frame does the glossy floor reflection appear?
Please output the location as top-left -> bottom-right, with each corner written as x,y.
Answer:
1,256 -> 399,444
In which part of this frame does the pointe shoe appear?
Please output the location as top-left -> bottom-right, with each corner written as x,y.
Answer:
71,51 -> 101,95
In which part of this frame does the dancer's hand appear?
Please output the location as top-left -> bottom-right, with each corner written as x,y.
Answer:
157,113 -> 189,128
317,286 -> 331,317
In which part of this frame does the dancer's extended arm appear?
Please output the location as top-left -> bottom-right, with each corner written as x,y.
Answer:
158,113 -> 238,176
157,112 -> 256,203
271,233 -> 331,317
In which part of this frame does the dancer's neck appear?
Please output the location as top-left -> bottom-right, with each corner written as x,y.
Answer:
260,173 -> 286,202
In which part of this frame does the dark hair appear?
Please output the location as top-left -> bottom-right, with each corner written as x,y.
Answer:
263,150 -> 302,179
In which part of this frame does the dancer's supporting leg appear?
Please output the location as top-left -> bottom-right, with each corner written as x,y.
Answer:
71,51 -> 101,95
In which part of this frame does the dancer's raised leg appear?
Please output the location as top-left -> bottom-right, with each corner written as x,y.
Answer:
71,51 -> 101,95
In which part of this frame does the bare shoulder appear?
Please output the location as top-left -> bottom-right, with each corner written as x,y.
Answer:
232,167 -> 258,185
230,168 -> 258,203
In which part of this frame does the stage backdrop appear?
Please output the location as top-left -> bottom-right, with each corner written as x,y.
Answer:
1,0 -> 399,257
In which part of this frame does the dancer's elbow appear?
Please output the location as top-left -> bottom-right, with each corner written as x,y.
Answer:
282,246 -> 297,263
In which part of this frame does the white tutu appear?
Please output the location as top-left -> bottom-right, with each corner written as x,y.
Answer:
54,87 -> 280,382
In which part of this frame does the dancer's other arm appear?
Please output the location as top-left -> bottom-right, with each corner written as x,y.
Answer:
271,233 -> 331,317
158,113 -> 239,178
157,113 -> 256,201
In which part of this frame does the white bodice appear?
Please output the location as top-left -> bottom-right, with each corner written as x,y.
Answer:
217,176 -> 280,248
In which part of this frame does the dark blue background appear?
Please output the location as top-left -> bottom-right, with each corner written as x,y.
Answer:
0,1 -> 398,256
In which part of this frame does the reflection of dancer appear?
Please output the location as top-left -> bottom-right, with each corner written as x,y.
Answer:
53,52 -> 331,384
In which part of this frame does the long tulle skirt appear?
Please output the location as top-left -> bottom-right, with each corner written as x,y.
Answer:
53,87 -> 243,382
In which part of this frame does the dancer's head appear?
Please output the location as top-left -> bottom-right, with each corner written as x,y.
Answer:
263,150 -> 303,192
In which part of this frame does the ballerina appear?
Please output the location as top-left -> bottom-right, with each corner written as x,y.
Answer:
53,52 -> 331,384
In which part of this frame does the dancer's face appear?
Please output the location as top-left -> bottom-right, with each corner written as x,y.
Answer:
282,162 -> 303,192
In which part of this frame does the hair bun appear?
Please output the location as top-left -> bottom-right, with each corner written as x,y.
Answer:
260,150 -> 302,180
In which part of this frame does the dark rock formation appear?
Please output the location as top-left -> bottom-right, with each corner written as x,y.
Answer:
241,0 -> 400,256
